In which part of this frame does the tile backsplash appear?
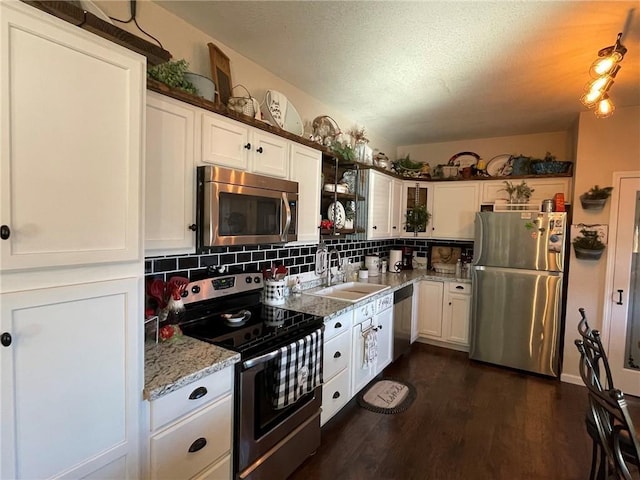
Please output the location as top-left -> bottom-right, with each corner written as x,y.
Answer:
145,238 -> 473,282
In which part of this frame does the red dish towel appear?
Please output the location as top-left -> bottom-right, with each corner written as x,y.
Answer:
270,328 -> 323,410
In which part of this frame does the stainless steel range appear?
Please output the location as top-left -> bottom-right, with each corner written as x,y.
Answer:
178,273 -> 324,480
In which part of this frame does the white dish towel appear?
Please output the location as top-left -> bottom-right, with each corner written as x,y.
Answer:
363,327 -> 378,368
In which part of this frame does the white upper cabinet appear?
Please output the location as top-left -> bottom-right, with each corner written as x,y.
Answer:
200,113 -> 251,170
391,178 -> 403,235
200,112 -> 289,178
250,129 -> 289,178
480,177 -> 572,206
367,170 -> 393,239
145,92 -> 197,255
400,181 -> 431,238
430,182 -> 480,240
0,2 -> 144,272
289,144 -> 321,244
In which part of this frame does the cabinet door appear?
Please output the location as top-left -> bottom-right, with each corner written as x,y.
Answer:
367,170 -> 392,239
431,183 -> 480,240
0,278 -> 141,480
417,281 -> 444,338
250,129 -> 289,178
351,321 -> 376,396
391,179 -> 403,235
0,2 -> 144,271
375,307 -> 394,374
289,144 -> 321,243
200,112 -> 250,169
401,181 -> 431,237
444,292 -> 471,346
481,178 -> 572,205
145,92 -> 196,255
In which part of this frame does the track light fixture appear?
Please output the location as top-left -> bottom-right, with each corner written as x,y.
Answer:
580,32 -> 627,118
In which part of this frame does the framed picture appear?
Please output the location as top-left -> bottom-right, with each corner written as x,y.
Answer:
207,43 -> 231,106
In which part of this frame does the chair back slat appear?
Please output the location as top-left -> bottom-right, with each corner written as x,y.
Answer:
576,307 -> 615,392
575,339 -> 640,479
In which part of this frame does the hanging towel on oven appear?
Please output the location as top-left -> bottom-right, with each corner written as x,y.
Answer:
362,327 -> 378,368
269,327 -> 324,410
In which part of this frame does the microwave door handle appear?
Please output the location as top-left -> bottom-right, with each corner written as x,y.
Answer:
281,192 -> 292,242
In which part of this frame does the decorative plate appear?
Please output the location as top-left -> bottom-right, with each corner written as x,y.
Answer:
448,151 -> 480,168
327,201 -> 346,229
263,90 -> 304,136
486,154 -> 513,177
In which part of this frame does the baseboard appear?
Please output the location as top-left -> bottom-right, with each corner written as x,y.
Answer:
415,337 -> 469,353
560,373 -> 584,387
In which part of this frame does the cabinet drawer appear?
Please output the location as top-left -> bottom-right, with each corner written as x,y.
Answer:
354,300 -> 376,324
150,395 -> 232,480
448,282 -> 471,295
192,454 -> 231,480
321,368 -> 350,426
151,366 -> 232,431
324,310 -> 352,342
323,330 -> 350,380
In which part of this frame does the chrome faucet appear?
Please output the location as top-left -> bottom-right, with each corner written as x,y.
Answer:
327,249 -> 342,286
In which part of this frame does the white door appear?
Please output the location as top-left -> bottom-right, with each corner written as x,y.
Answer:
367,171 -> 392,239
250,130 -> 289,178
0,2 -> 144,271
606,174 -> 640,396
0,278 -> 141,479
289,144 -> 321,243
417,281 -> 444,338
431,183 -> 480,240
375,307 -> 394,374
200,113 -> 250,169
145,92 -> 197,255
391,179 -> 403,235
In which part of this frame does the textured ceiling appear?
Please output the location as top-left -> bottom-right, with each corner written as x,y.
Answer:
156,1 -> 640,146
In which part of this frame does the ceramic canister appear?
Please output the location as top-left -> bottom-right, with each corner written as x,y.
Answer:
389,250 -> 403,273
365,255 -> 380,276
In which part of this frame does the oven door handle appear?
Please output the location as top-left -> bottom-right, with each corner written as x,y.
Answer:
281,192 -> 292,242
243,349 -> 280,370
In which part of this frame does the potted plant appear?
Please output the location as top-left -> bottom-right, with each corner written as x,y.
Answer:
147,59 -> 198,95
572,228 -> 606,260
329,140 -> 356,163
500,180 -> 534,208
405,203 -> 431,234
580,185 -> 613,211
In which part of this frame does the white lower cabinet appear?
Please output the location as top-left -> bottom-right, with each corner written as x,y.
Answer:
321,311 -> 352,426
351,294 -> 394,396
148,366 -> 234,480
417,280 -> 471,351
0,278 -> 142,480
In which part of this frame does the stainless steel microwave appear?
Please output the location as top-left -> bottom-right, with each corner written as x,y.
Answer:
197,166 -> 298,247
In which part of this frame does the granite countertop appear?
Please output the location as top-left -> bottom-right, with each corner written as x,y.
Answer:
282,268 -> 471,319
143,268 -> 470,401
144,335 -> 240,401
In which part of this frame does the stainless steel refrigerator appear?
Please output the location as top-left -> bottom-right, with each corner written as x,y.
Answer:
470,211 -> 567,377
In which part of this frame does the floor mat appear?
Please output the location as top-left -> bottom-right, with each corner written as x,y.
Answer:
357,378 -> 416,414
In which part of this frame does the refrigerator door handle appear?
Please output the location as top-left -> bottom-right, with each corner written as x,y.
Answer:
473,265 -> 561,276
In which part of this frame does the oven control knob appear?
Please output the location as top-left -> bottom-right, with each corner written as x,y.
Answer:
191,285 -> 201,294
253,276 -> 261,284
245,276 -> 252,284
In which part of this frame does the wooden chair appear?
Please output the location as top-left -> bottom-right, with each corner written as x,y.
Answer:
575,323 -> 640,479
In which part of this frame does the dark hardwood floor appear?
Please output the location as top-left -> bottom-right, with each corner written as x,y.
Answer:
290,343 -> 640,480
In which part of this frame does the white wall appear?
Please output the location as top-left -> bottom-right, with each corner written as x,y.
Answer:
398,131 -> 573,167
561,105 -> 640,385
95,0 -> 397,155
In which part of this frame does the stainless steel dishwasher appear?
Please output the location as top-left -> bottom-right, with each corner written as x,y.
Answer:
393,284 -> 413,360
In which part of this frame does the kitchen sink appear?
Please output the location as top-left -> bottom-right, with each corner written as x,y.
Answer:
304,282 -> 390,303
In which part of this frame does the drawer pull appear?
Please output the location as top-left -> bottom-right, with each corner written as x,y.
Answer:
334,322 -> 342,328
188,437 -> 207,453
332,391 -> 340,399
333,351 -> 341,359
188,386 -> 208,400
456,285 -> 464,290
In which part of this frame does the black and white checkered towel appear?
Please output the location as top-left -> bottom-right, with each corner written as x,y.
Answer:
270,327 -> 324,410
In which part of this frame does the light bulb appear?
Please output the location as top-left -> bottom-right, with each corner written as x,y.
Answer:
594,97 -> 615,118
590,52 -> 623,77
